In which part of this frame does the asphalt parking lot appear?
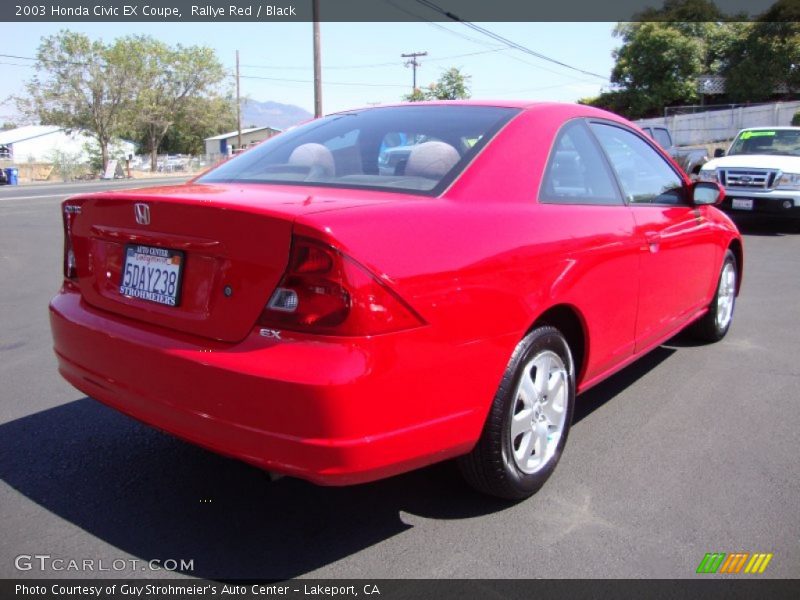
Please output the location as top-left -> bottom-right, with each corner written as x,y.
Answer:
1,181 -> 798,580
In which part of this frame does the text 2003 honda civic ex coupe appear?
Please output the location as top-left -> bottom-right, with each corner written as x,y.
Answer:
50,102 -> 742,499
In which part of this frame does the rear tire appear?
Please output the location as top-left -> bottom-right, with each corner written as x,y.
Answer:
458,326 -> 575,500
690,249 -> 737,343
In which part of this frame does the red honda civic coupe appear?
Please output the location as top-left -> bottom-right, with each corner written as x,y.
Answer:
50,101 -> 741,499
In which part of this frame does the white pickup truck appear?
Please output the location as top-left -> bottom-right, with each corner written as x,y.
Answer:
698,127 -> 800,218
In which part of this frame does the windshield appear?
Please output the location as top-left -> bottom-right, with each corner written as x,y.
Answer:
728,129 -> 800,157
198,105 -> 519,194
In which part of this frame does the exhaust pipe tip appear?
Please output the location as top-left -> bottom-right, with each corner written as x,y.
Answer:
264,471 -> 285,483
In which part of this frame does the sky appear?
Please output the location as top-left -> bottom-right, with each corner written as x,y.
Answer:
0,21 -> 618,123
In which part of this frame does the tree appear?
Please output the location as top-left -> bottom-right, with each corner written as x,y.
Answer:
47,147 -> 84,182
425,67 -> 471,100
402,87 -> 427,102
19,30 -> 139,170
121,37 -> 229,171
722,3 -> 800,103
157,96 -> 237,156
636,0 -> 725,24
609,22 -> 705,118
402,67 -> 471,102
580,0 -> 743,118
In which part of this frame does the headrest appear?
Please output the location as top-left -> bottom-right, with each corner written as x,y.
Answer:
288,143 -> 335,177
404,141 -> 460,180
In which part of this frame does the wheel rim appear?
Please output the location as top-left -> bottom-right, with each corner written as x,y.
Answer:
715,261 -> 736,330
509,350 -> 569,474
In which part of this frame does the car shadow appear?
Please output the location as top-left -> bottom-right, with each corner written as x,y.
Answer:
729,214 -> 800,236
573,345 -> 676,424
0,397 -> 513,580
2,345 -> 678,580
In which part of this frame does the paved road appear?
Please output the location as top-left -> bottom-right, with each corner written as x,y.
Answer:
0,183 -> 798,580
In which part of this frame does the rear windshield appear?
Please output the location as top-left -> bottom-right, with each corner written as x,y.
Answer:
728,129 -> 800,157
198,105 -> 519,194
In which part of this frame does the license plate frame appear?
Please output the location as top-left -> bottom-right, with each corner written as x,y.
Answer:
119,244 -> 185,307
731,198 -> 754,211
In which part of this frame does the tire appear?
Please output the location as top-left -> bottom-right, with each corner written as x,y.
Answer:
458,326 -> 575,500
690,249 -> 737,343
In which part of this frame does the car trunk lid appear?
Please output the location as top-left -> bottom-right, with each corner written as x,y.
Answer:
67,183 -> 394,342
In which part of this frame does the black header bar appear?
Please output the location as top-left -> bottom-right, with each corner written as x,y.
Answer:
0,0 -> 790,23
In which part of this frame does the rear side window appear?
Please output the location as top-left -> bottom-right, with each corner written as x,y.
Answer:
590,122 -> 685,205
539,120 -> 622,205
199,105 -> 519,195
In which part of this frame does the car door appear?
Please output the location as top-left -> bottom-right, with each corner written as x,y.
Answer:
538,119 -> 640,382
589,121 -> 719,352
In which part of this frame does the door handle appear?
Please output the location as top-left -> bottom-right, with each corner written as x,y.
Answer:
644,231 -> 661,253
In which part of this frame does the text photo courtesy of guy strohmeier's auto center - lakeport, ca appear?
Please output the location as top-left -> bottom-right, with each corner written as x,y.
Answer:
0,0 -> 799,598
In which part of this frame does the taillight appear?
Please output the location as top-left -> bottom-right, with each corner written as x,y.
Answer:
62,201 -> 81,280
258,236 -> 425,336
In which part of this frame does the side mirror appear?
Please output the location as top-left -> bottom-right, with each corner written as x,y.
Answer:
713,148 -> 725,158
692,181 -> 724,206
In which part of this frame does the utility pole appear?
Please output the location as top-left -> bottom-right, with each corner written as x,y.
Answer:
236,50 -> 242,151
313,0 -> 322,118
401,51 -> 427,91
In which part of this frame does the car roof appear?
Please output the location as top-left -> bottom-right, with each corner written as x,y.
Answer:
328,100 -> 629,124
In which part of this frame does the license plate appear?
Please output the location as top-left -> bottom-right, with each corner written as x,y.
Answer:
731,198 -> 753,210
119,245 -> 184,307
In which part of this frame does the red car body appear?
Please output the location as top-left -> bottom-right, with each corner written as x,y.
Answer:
50,102 -> 742,486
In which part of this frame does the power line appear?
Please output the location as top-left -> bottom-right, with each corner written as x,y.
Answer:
380,0 -> 603,82
238,73 -> 408,88
474,79 -> 602,95
0,53 -> 92,67
240,48 -> 504,71
0,52 -> 409,89
411,0 -> 609,81
381,0 -> 501,48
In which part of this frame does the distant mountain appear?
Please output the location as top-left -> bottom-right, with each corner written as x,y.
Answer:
240,100 -> 313,131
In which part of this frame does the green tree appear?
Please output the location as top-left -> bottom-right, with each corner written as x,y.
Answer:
581,0 -> 742,118
19,30 -> 139,170
636,0 -> 725,24
722,3 -> 800,103
425,67 -> 471,100
403,87 -> 427,102
157,96 -> 237,156
122,37 -> 229,171
402,68 -> 471,102
610,22 -> 704,117
47,147 -> 84,181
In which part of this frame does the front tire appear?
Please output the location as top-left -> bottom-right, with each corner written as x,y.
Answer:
690,249 -> 737,343
458,326 -> 575,500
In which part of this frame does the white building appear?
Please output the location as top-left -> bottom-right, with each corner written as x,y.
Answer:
0,125 -> 134,163
204,126 -> 281,161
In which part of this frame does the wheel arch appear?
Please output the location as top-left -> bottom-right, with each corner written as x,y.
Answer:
528,304 -> 588,387
727,238 -> 743,295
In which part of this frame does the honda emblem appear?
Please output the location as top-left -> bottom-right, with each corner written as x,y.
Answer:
134,203 -> 151,225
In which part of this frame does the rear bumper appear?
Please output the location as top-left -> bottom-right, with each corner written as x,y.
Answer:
49,289 -> 496,485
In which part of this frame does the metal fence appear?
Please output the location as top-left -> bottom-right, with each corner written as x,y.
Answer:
635,101 -> 800,146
